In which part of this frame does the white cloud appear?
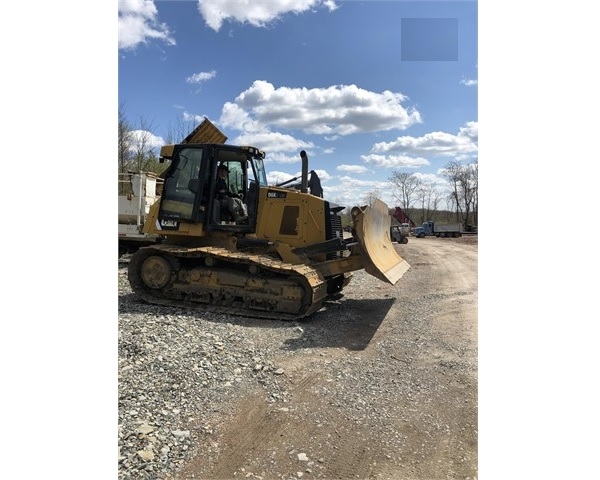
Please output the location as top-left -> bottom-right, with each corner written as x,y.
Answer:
232,131 -> 314,156
335,175 -> 387,190
266,168 -> 330,186
371,122 -> 478,158
182,111 -> 203,123
197,0 -> 338,32
118,0 -> 175,50
414,171 -> 446,185
219,102 -> 263,133
337,164 -> 370,174
220,80 -> 421,138
361,154 -> 430,169
118,0 -> 338,50
130,130 -> 165,149
458,121 -> 478,143
460,78 -> 478,86
322,0 -> 339,11
186,70 -> 217,84
324,175 -> 397,208
267,170 -> 299,185
215,80 -> 421,163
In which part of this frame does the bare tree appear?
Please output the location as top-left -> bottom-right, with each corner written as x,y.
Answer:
118,103 -> 134,174
131,116 -> 160,173
455,162 -> 477,228
444,192 -> 458,220
468,161 -> 478,227
440,160 -> 478,227
164,115 -> 197,144
388,171 -> 421,209
415,181 -> 442,224
119,105 -> 165,178
440,161 -> 465,223
361,189 -> 382,207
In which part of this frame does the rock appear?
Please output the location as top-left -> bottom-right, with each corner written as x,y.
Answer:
136,423 -> 155,434
137,450 -> 155,461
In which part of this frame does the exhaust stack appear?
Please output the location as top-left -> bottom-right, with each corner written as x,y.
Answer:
300,150 -> 309,193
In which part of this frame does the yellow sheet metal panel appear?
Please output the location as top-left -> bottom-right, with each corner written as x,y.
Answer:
352,199 -> 410,285
254,186 -> 327,248
183,117 -> 228,144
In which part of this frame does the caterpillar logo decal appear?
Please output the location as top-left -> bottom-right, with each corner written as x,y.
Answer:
156,219 -> 180,230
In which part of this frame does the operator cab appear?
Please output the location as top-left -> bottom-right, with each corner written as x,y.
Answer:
157,143 -> 267,231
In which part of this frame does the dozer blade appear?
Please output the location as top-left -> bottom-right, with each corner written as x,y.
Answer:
351,199 -> 411,284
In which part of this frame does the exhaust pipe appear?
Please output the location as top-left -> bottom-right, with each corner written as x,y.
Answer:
300,150 -> 308,193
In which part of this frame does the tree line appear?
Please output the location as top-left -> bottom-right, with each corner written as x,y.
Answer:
394,164 -> 477,229
118,103 -> 201,176
358,162 -> 478,230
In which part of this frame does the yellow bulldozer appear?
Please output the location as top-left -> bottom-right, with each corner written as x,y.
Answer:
127,119 -> 410,320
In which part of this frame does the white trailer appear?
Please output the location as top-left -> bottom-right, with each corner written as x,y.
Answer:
118,172 -> 164,257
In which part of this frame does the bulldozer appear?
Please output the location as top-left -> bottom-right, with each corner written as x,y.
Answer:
127,121 -> 410,320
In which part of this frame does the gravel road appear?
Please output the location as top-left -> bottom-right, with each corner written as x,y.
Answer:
118,235 -> 478,480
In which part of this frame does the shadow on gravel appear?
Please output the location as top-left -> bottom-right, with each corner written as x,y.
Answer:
119,293 -> 395,351
283,297 -> 396,351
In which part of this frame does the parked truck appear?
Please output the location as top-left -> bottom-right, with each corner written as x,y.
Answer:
118,171 -> 165,257
392,207 -> 415,228
412,221 -> 463,238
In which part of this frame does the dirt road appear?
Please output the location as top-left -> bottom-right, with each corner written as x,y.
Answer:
170,237 -> 478,480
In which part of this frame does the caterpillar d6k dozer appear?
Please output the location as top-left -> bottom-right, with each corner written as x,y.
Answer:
127,143 -> 410,320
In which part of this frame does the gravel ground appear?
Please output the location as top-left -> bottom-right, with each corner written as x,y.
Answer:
118,236 -> 478,479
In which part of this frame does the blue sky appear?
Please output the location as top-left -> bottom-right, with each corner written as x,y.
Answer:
118,0 -> 478,210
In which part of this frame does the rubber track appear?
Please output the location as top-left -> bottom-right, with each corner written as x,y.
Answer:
128,244 -> 329,321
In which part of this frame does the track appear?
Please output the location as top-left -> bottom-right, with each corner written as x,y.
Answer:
127,244 -> 336,321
